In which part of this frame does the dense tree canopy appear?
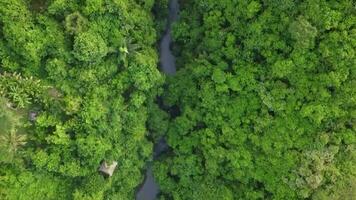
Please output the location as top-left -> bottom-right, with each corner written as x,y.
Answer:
153,0 -> 356,199
0,0 -> 163,199
0,0 -> 355,199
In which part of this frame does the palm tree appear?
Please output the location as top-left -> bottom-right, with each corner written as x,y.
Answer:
0,129 -> 27,161
0,98 -> 20,132
0,97 -> 27,161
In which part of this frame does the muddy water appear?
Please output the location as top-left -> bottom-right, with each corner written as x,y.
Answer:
136,0 -> 179,200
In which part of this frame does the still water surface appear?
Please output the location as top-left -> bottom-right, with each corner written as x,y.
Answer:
135,0 -> 179,199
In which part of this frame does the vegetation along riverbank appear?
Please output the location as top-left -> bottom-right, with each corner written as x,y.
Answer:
0,0 -> 355,200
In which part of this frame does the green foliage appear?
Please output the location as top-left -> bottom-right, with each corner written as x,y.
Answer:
0,72 -> 45,108
73,31 -> 108,62
0,169 -> 71,200
0,0 -> 162,199
153,0 -> 169,34
0,0 -> 354,199
153,0 -> 356,199
0,97 -> 27,163
65,12 -> 87,35
147,102 -> 169,139
289,16 -> 318,49
212,68 -> 226,84
0,98 -> 19,132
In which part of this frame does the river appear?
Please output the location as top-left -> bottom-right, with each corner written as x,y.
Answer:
135,0 -> 179,199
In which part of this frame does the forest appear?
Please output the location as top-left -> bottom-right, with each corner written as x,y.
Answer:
0,0 -> 355,200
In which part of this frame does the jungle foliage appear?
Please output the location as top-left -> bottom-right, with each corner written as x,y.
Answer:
0,0 -> 355,200
0,0 -> 163,199
153,0 -> 356,199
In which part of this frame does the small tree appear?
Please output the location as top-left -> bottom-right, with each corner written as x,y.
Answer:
73,32 -> 108,62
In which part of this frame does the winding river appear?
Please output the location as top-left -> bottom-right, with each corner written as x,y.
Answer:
136,0 -> 179,199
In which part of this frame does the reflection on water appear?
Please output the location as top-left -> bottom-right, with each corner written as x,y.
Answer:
136,167 -> 159,200
159,0 -> 179,75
